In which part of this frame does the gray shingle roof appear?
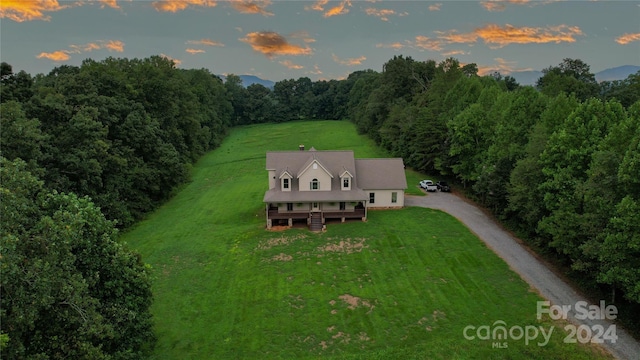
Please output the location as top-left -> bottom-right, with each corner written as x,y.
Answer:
264,149 -> 406,203
355,158 -> 407,190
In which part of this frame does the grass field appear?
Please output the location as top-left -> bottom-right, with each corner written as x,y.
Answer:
122,120 -> 611,359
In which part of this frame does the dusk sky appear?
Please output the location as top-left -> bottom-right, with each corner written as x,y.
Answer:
1,0 -> 639,82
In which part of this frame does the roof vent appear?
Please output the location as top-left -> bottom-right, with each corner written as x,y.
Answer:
299,144 -> 305,151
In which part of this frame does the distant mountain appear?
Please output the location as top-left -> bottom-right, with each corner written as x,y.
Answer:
218,74 -> 275,89
594,65 -> 640,82
509,65 -> 640,86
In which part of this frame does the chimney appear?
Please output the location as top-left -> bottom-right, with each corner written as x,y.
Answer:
299,144 -> 305,151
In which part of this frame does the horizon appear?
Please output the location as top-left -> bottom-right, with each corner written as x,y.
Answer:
1,1 -> 639,82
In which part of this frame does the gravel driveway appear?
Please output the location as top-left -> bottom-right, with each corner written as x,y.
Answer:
406,192 -> 640,360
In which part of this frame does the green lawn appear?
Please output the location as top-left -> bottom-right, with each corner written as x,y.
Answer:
122,120 -> 610,359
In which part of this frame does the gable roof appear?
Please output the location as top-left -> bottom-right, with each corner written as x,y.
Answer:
355,158 -> 407,190
266,150 -> 357,179
297,157 -> 334,179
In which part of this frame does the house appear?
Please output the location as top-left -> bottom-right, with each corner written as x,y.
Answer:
263,145 -> 407,231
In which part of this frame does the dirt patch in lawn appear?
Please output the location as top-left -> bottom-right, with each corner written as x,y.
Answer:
256,233 -> 307,250
318,237 -> 368,254
263,252 -> 293,262
329,294 -> 376,314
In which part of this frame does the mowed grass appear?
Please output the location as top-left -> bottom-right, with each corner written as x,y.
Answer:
122,120 -> 611,359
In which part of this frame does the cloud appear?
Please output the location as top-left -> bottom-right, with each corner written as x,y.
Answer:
240,31 -> 313,58
434,24 -> 583,48
376,42 -> 406,50
307,0 -> 350,17
474,24 -> 583,47
36,50 -> 71,61
308,64 -> 323,75
0,0 -> 67,22
332,54 -> 366,66
428,3 -> 441,11
441,49 -> 467,57
324,0 -> 351,17
279,60 -> 304,69
186,48 -> 206,54
151,0 -> 217,12
364,8 -> 395,21
228,0 -> 273,15
38,39 -> 124,62
69,42 -> 102,53
99,0 -> 121,9
103,40 -> 125,52
187,38 -> 225,46
414,36 -> 444,51
616,32 -> 640,45
480,0 -> 530,12
305,0 -> 328,12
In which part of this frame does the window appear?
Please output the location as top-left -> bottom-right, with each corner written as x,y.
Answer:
287,203 -> 293,211
311,178 -> 319,190
343,178 -> 349,188
392,192 -> 397,203
369,192 -> 375,204
340,202 -> 346,210
283,178 -> 289,189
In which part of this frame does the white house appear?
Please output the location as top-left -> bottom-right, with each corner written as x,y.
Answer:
263,145 -> 407,230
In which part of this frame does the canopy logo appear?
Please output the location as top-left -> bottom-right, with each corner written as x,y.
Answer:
463,301 -> 618,348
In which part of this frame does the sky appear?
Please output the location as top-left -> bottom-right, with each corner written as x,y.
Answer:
1,0 -> 639,82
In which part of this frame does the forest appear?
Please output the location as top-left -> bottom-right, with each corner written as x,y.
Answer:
1,55 -> 638,358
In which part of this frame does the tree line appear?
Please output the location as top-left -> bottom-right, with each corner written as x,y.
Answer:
344,56 -> 640,321
1,55 -> 638,357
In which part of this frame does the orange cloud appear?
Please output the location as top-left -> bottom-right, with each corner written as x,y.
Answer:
376,42 -> 405,50
616,32 -> 640,45
332,54 -> 366,66
279,60 -> 304,69
364,8 -> 395,21
429,3 -> 442,11
69,42 -> 102,53
433,24 -> 583,48
305,0 -> 328,12
99,0 -> 121,9
229,0 -> 273,15
475,24 -> 583,47
63,40 -> 124,58
240,31 -> 313,57
414,36 -> 444,51
37,50 -> 71,61
0,0 -> 67,22
324,0 -> 350,17
152,0 -> 217,12
187,38 -> 225,46
480,0 -> 530,12
103,40 -> 124,52
186,48 -> 206,54
434,31 -> 479,44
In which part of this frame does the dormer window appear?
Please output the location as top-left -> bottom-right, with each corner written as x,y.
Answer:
311,178 -> 319,190
343,178 -> 349,189
280,170 -> 292,192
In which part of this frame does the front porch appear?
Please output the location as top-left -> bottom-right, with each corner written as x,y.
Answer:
265,203 -> 366,230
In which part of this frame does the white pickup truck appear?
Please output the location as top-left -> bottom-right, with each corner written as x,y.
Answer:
419,179 -> 438,192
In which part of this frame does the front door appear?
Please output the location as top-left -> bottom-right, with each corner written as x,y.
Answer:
311,202 -> 320,212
